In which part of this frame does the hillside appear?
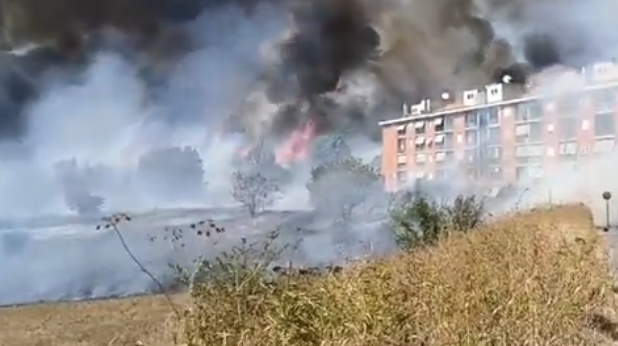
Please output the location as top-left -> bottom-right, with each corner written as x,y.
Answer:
1,204 -> 617,346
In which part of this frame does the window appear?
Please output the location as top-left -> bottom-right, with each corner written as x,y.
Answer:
465,148 -> 478,163
443,132 -> 454,149
488,108 -> 500,125
465,130 -> 478,147
558,117 -> 578,140
397,155 -> 407,167
529,122 -> 543,141
515,122 -> 543,143
397,170 -> 407,184
516,165 -> 544,179
414,121 -> 426,134
558,142 -> 577,156
444,151 -> 455,163
415,153 -> 427,164
465,112 -> 478,128
486,147 -> 501,161
593,89 -> 616,112
397,138 -> 406,153
477,108 -> 500,126
436,151 -> 455,168
594,111 -> 616,137
414,137 -> 426,151
434,117 -> 444,132
528,166 -> 544,178
515,124 -> 530,140
528,145 -> 544,156
556,95 -> 581,117
444,116 -> 455,131
593,139 -> 615,154
397,124 -> 407,136
515,145 -> 543,163
516,101 -> 543,122
434,134 -> 446,149
487,166 -> 502,180
487,127 -> 501,145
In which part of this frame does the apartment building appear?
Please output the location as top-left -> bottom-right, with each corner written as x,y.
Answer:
380,62 -> 618,191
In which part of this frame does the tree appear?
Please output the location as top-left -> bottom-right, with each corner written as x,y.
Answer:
231,140 -> 284,217
307,156 -> 380,222
233,139 -> 291,187
54,158 -> 105,215
136,146 -> 206,201
231,169 -> 281,218
310,134 -> 352,167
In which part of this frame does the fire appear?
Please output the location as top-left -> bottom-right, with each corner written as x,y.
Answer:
235,145 -> 252,158
275,119 -> 317,166
231,119 -> 318,167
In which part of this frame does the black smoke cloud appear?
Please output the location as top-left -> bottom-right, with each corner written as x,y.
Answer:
0,0 -> 614,143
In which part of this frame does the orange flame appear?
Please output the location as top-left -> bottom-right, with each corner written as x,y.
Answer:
235,145 -> 251,158
275,119 -> 317,165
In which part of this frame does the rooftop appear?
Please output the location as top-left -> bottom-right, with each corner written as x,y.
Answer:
379,61 -> 618,127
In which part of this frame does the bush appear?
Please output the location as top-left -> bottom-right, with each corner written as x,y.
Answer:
166,205 -> 614,346
389,192 -> 485,250
152,222 -> 298,346
446,194 -> 485,231
307,157 -> 380,222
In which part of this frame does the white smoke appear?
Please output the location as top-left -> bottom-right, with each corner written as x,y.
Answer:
2,0 -> 618,306
0,4 -> 294,305
0,4 -> 289,217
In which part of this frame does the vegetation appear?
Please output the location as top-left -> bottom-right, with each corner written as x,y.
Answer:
230,141 -> 289,217
136,146 -> 206,201
233,141 -> 291,185
231,169 -> 281,217
3,199 -> 617,346
54,158 -> 105,215
161,204 -> 615,346
390,192 -> 485,250
307,156 -> 381,222
310,134 -> 353,167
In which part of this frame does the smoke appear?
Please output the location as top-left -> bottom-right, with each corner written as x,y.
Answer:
0,0 -> 617,305
1,0 -> 617,143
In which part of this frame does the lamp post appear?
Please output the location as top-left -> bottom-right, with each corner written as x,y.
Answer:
602,191 -> 612,232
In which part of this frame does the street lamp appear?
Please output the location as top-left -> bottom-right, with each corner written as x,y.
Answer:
602,191 -> 612,232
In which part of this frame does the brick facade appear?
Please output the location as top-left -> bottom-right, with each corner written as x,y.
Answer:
380,63 -> 618,191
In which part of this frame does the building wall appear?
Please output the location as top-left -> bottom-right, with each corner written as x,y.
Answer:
381,80 -> 618,191
381,125 -> 398,191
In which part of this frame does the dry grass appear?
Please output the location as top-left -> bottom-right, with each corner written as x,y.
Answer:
0,294 -> 185,346
1,204 -> 617,346
178,205 -> 618,346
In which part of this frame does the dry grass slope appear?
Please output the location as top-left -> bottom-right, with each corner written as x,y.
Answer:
1,204 -> 617,346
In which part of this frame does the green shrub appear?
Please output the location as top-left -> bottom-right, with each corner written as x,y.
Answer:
390,192 -> 485,250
